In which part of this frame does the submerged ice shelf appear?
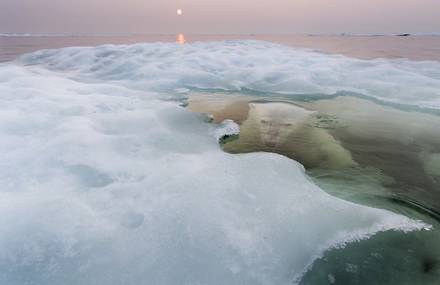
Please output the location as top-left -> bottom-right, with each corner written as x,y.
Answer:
0,41 -> 438,284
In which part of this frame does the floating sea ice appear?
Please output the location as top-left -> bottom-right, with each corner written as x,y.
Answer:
18,40 -> 440,109
0,42 -> 433,285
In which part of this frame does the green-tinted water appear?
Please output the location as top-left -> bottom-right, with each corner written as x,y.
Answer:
188,93 -> 440,284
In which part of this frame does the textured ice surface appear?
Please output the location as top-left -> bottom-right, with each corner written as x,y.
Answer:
215,119 -> 240,141
19,40 -> 440,109
0,41 -> 433,285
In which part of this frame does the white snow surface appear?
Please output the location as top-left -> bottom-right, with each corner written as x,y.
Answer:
0,41 -> 433,285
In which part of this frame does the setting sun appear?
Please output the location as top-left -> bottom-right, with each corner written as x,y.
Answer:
177,9 -> 182,15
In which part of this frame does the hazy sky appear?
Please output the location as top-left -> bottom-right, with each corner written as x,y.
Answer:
1,0 -> 439,34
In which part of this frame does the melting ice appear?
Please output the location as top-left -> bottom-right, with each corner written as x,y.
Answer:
0,41 -> 437,285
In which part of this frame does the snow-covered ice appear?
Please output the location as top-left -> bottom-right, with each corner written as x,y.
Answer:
0,41 -> 434,285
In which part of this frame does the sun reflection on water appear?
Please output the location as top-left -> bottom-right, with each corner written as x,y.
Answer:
177,33 -> 185,45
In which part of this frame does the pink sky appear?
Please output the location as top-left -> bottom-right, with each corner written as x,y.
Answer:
1,0 -> 439,34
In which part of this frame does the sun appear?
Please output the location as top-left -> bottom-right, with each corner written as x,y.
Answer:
177,9 -> 183,15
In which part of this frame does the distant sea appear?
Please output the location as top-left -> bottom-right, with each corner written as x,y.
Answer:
1,33 -> 440,62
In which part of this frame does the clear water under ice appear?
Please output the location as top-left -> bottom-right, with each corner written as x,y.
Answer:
189,93 -> 440,284
0,41 -> 439,284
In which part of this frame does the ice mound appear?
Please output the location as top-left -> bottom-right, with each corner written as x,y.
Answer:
0,42 -> 432,285
18,40 -> 440,109
214,119 -> 240,141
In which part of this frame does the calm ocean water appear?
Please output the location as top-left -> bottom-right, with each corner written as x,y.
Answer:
1,34 -> 440,62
